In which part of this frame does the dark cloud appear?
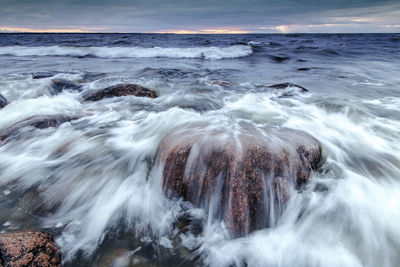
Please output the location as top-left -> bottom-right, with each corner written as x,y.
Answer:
0,0 -> 399,32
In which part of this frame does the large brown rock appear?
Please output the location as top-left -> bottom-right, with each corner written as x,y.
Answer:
0,93 -> 7,109
0,115 -> 78,142
0,231 -> 62,267
83,84 -> 157,102
157,123 -> 321,236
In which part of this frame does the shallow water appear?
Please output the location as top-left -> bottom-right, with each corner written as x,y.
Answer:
0,33 -> 399,267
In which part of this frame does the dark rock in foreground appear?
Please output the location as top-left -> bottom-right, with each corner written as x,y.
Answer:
49,79 -> 82,95
157,124 -> 321,236
0,93 -> 8,109
268,82 -> 309,92
0,115 -> 78,142
83,84 -> 157,102
0,231 -> 62,267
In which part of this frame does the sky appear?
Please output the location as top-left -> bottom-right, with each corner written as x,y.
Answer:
1,0 -> 400,33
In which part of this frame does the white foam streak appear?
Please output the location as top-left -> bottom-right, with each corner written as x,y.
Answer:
1,75 -> 400,266
0,45 -> 253,60
196,93 -> 400,266
0,95 -> 81,130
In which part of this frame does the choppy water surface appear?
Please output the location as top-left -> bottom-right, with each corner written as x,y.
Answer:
0,33 -> 399,267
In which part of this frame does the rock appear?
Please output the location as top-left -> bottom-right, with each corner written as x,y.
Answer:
174,211 -> 204,236
97,248 -> 154,267
32,71 -> 59,79
0,93 -> 8,109
9,189 -> 46,228
297,67 -> 310,71
270,55 -> 290,62
211,80 -> 232,87
268,82 -> 309,92
0,115 -> 78,142
49,79 -> 82,95
0,231 -> 62,267
83,84 -> 157,102
157,123 -> 321,236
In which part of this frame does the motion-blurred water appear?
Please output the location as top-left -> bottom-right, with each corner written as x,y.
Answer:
0,33 -> 399,267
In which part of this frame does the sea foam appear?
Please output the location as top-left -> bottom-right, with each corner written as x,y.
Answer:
0,45 -> 253,60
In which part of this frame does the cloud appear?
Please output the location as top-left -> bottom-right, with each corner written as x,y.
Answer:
0,0 -> 399,32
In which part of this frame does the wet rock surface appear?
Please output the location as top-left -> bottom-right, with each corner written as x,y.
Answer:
0,231 -> 62,267
297,67 -> 310,71
8,189 -> 47,229
157,124 -> 321,236
268,82 -> 309,92
32,71 -> 59,80
0,115 -> 78,143
83,84 -> 157,102
0,94 -> 8,109
48,79 -> 82,95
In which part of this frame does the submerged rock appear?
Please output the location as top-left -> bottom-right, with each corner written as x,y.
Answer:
157,123 -> 321,236
0,231 -> 62,267
97,248 -> 154,267
49,78 -> 82,95
83,84 -> 157,102
0,115 -> 78,142
75,72 -> 106,83
32,71 -> 59,79
0,93 -> 8,109
270,55 -> 290,62
9,189 -> 47,228
268,82 -> 309,92
297,67 -> 310,71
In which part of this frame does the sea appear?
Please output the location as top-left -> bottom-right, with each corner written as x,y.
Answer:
0,33 -> 399,267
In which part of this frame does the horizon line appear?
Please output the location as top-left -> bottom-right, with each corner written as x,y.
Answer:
1,31 -> 398,34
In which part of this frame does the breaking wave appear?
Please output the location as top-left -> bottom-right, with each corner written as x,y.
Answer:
0,45 -> 253,60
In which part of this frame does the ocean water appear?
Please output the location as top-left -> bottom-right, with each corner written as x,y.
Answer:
0,33 -> 399,267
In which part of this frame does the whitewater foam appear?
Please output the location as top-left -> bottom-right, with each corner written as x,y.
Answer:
1,33 -> 400,267
0,45 -> 253,60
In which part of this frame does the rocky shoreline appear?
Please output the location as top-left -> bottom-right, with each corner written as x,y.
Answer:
0,80 -> 321,265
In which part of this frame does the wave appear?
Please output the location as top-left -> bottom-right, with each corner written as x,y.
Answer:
0,45 -> 253,60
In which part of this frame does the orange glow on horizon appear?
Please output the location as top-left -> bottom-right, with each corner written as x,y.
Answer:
1,26 -> 249,34
0,26 -> 95,33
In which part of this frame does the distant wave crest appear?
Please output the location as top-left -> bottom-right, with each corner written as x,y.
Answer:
0,45 -> 253,60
